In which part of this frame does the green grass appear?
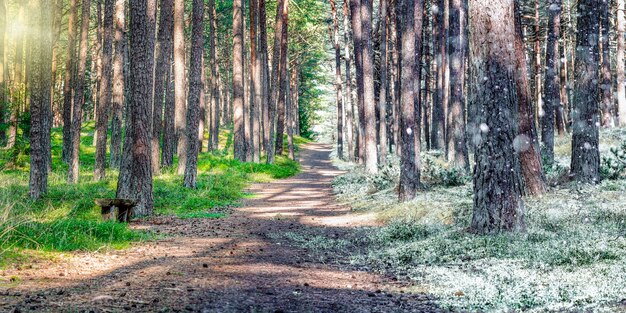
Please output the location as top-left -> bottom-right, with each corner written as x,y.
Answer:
0,123 -> 303,267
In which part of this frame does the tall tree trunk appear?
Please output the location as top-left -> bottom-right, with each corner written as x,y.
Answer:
260,0 -> 270,156
94,0 -> 114,180
468,0 -> 525,234
183,0 -> 204,188
533,0 -> 542,126
117,0 -> 157,216
350,0 -> 365,163
174,0 -> 187,172
29,0 -> 53,199
344,0 -> 355,161
153,0 -> 174,173
250,0 -> 261,162
233,0 -> 246,161
570,0 -> 601,183
378,0 -> 389,164
361,0 -> 379,173
209,0 -> 221,151
514,0 -> 546,196
600,0 -> 613,127
274,2 -> 289,156
398,0 -> 423,201
93,0 -> 103,140
286,61 -> 295,160
61,0 -> 77,162
267,0 -> 287,164
0,0 -> 6,145
541,0 -> 561,166
431,0 -> 446,150
109,0 -> 125,169
446,0 -> 468,169
331,0 -> 344,160
68,0 -> 91,184
162,64 -> 176,165
618,0 -> 626,126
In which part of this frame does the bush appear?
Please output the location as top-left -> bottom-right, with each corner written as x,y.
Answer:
421,155 -> 469,187
600,141 -> 626,180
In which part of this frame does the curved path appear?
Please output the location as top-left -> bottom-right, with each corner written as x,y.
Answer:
1,143 -> 441,312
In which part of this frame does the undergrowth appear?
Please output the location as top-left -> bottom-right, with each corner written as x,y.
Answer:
0,123 -> 303,267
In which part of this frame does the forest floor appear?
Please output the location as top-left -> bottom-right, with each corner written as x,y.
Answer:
0,143 -> 444,313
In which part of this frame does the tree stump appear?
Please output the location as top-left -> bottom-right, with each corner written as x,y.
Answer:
94,198 -> 137,222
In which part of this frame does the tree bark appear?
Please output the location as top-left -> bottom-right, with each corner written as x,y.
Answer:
274,0 -> 289,156
109,0 -> 125,169
468,0 -> 525,234
361,0 -> 379,173
570,0 -> 601,183
153,0 -> 174,173
541,0 -> 561,166
162,63 -> 176,165
378,0 -> 389,164
618,0 -> 626,126
29,0 -> 53,199
174,0 -> 187,172
398,0 -> 423,202
431,0 -> 447,150
446,0 -> 468,169
344,0 -> 355,161
331,0 -> 344,160
117,0 -> 157,216
260,0 -> 270,156
600,0 -> 613,127
267,0 -> 287,164
233,0 -> 246,161
250,0 -> 261,162
209,0 -> 221,151
94,0 -> 114,180
183,0 -> 204,187
68,0 -> 91,184
350,0 -> 365,163
61,0 -> 77,162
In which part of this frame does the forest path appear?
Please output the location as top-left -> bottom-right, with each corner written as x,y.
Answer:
1,143 -> 442,313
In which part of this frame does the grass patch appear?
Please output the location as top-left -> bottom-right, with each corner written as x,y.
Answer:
0,124 -> 303,267
330,129 -> 626,312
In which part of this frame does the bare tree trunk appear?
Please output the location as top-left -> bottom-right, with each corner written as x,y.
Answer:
68,0 -> 91,184
378,0 -> 388,164
570,0 -> 601,183
286,61 -> 295,160
153,0 -> 174,173
274,2 -> 289,156
94,0 -> 114,180
29,0 -> 53,199
468,0 -> 525,234
183,0 -> 204,188
343,0 -> 355,161
361,0 -> 379,173
331,0 -> 344,160
541,0 -> 561,166
250,0 -> 261,162
117,0 -> 157,216
162,64 -> 176,165
446,0 -> 468,169
600,0 -> 613,127
61,0 -> 77,162
209,0 -> 221,151
233,0 -> 246,161
619,0 -> 626,126
430,0 -> 446,150
93,0 -> 103,143
350,0 -> 365,163
0,0 -> 4,145
109,0 -> 125,169
174,0 -> 187,173
260,0 -> 270,156
267,0 -> 287,164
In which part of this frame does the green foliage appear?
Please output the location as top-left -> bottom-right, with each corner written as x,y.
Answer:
600,141 -> 626,180
421,154 -> 469,187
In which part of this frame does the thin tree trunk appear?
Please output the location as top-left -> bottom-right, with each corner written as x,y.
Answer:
174,0 -> 187,173
541,0 -> 561,166
274,2 -> 289,156
109,0 -> 125,169
162,64 -> 176,165
378,0 -> 388,164
233,0 -> 246,161
153,0 -> 174,173
618,0 -> 626,126
183,0 -> 204,188
93,0 -> 103,143
361,0 -> 379,173
570,0 -> 601,183
286,61 -> 295,160
431,0 -> 446,150
344,0 -> 355,161
0,0 -> 5,145
209,0 -> 221,151
446,0 -> 468,169
260,0 -> 271,156
600,0 -> 613,127
117,0 -> 157,216
468,0 -> 525,234
68,0 -> 91,184
250,0 -> 261,162
331,0 -> 344,160
29,0 -> 53,199
94,0 -> 114,180
267,0 -> 287,164
62,0 -> 77,162
350,0 -> 365,163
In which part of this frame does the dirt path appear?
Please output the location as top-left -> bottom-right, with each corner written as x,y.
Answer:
0,143 -> 443,313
